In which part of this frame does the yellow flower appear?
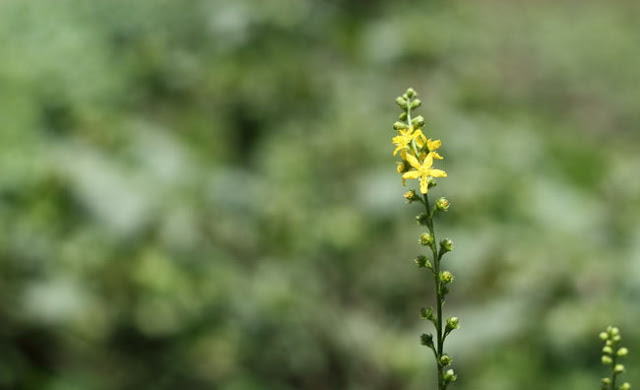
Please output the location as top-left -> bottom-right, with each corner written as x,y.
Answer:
392,127 -> 424,156
426,139 -> 443,159
402,153 -> 447,194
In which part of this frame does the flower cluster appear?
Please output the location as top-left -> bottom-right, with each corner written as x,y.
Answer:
392,88 -> 447,194
392,88 -> 457,390
600,326 -> 631,390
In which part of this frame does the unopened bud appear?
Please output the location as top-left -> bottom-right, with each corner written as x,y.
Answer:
617,347 -> 629,357
614,364 -> 625,373
619,382 -> 631,390
420,307 -> 435,321
602,346 -> 613,355
404,190 -> 419,203
439,355 -> 453,366
414,255 -> 428,268
440,238 -> 454,252
396,97 -> 408,110
393,121 -> 409,131
446,317 -> 460,331
602,356 -> 613,365
411,115 -> 425,128
436,197 -> 450,211
443,369 -> 457,383
405,88 -> 417,98
420,233 -> 433,246
410,99 -> 422,109
420,333 -> 434,348
600,332 -> 609,341
440,271 -> 454,284
416,213 -> 429,225
399,112 -> 408,121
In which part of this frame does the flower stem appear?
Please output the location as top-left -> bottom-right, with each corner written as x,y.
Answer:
424,193 -> 445,390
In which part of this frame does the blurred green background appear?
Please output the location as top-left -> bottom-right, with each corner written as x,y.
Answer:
1,0 -> 640,389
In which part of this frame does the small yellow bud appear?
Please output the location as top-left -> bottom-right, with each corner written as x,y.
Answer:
420,233 -> 434,246
600,332 -> 609,341
436,197 -> 450,211
440,271 -> 454,284
404,190 -> 419,203
602,346 -> 613,355
614,364 -> 625,373
602,356 -> 613,365
617,347 -> 629,357
620,382 -> 631,390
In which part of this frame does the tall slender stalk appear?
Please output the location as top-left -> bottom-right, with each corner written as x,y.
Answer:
390,88 -> 458,390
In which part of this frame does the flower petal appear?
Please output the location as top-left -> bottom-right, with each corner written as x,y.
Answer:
427,139 -> 442,151
419,176 -> 429,194
430,151 -> 443,160
429,169 -> 447,178
402,171 -> 421,180
405,153 -> 422,170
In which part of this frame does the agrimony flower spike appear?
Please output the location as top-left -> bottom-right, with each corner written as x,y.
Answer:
390,88 -> 458,390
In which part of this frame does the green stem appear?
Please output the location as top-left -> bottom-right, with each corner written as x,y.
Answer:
610,354 -> 618,390
424,193 -> 444,390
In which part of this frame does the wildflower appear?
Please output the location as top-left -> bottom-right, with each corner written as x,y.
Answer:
402,153 -> 447,194
392,127 -> 424,156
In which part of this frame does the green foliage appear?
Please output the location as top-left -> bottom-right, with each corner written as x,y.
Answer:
0,1 -> 639,390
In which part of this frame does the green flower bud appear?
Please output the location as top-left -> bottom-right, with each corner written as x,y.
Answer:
440,238 -> 454,252
403,190 -> 420,203
393,121 -> 409,131
439,355 -> 453,366
600,332 -> 609,341
602,356 -> 613,365
405,88 -> 417,98
436,197 -> 450,211
613,335 -> 622,342
446,317 -> 460,331
420,333 -> 434,348
420,233 -> 434,246
602,378 -> 611,385
440,271 -> 454,284
428,178 -> 438,189
614,364 -> 625,373
420,307 -> 435,321
443,369 -> 457,383
416,213 -> 429,226
602,346 -> 613,355
399,112 -> 408,121
619,382 -> 631,390
396,97 -> 408,110
609,327 -> 620,336
617,347 -> 629,357
411,115 -> 425,128
410,99 -> 422,109
606,340 -> 614,347
414,255 -> 428,268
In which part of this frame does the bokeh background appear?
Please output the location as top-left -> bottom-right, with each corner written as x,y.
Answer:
2,0 -> 640,389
